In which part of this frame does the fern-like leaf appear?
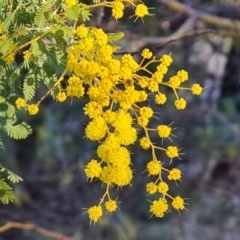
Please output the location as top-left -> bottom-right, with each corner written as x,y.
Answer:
0,37 -> 13,55
0,178 -> 14,204
0,166 -> 23,183
2,0 -> 23,32
12,27 -> 29,39
52,30 -> 67,50
79,7 -> 92,22
30,40 -> 43,57
7,171 -> 23,183
23,66 -> 41,101
34,6 -> 49,28
23,76 -> 36,101
42,62 -> 55,77
65,5 -> 80,20
0,96 -> 16,119
107,32 -> 124,43
42,73 -> 58,98
2,12 -> 14,32
0,136 -> 4,150
60,26 -> 74,38
0,66 -> 6,80
4,121 -> 32,140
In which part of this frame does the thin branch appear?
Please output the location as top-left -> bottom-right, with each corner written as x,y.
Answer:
0,222 -> 76,240
116,0 -> 240,55
142,15 -> 198,45
115,28 -> 215,55
150,29 -> 215,52
158,0 -> 240,31
116,16 -> 198,54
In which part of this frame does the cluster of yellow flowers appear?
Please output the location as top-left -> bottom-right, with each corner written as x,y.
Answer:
15,98 -> 39,115
23,50 -> 31,60
14,0 -> 203,224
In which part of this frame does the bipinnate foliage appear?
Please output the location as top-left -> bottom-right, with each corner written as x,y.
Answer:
0,164 -> 23,204
0,0 -> 203,222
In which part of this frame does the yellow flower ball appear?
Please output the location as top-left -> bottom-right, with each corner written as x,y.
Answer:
105,200 -> 118,213
27,104 -> 39,115
149,198 -> 168,218
87,205 -> 103,224
15,98 -> 25,109
174,98 -> 187,110
191,84 -> 203,95
146,160 -> 162,175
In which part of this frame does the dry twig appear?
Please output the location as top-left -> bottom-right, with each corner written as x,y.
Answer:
158,0 -> 240,31
0,222 -> 76,240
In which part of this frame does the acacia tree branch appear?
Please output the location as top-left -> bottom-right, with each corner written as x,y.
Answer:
117,0 -> 240,54
116,28 -> 215,55
158,0 -> 240,31
0,222 -> 76,240
117,16 -> 201,53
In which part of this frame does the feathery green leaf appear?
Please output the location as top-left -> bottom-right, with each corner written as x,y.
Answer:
4,121 -> 32,140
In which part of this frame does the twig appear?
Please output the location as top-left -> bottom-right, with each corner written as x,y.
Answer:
115,28 -> 215,55
116,16 -> 198,54
158,0 -> 240,31
116,0 -> 240,56
150,29 -> 215,52
0,222 -> 76,240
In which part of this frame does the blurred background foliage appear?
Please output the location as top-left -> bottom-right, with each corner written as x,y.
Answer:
1,0 -> 240,239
